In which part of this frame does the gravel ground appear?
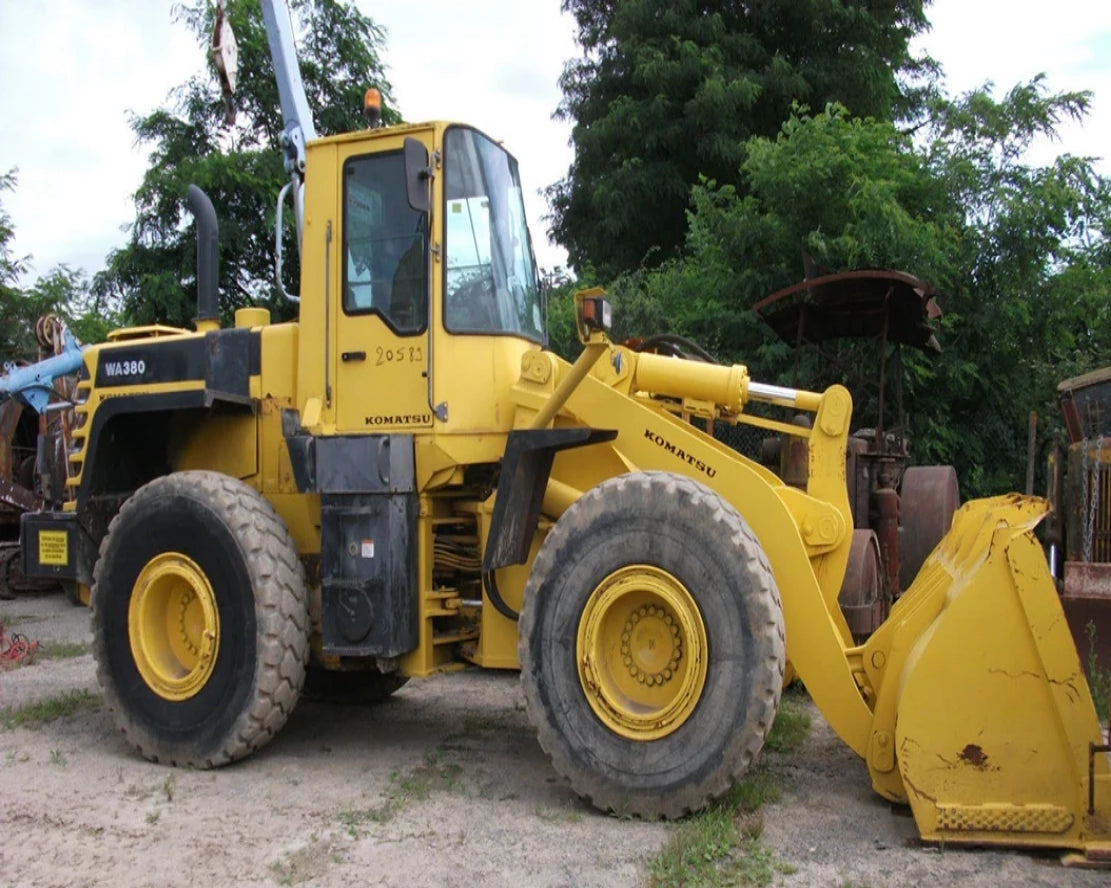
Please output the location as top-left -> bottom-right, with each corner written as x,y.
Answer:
1,592 -> 1107,887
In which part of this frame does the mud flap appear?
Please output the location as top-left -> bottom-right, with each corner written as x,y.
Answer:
861,495 -> 1111,856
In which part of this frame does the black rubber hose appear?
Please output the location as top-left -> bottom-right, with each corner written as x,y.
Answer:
635,333 -> 720,364
482,570 -> 519,621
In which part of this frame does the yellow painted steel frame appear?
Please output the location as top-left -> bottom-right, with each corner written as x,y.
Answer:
513,341 -> 1111,856
511,344 -> 874,756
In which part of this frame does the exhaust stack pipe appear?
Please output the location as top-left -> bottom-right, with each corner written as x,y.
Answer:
186,184 -> 220,332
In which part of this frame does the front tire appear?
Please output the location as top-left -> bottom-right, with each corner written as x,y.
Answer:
519,471 -> 785,818
92,471 -> 309,767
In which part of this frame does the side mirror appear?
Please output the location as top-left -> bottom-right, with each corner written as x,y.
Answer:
404,137 -> 432,213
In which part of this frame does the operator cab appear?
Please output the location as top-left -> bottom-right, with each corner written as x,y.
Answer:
316,123 -> 547,434
339,127 -> 543,341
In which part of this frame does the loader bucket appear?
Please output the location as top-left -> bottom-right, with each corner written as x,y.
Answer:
859,495 -> 1111,859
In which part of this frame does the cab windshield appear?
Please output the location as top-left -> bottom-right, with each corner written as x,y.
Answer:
442,127 -> 543,341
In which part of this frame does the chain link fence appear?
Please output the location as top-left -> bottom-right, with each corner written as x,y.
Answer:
712,421 -> 769,463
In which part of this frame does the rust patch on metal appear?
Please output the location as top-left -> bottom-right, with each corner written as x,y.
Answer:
753,266 -> 943,351
958,743 -> 989,769
1064,562 -> 1111,600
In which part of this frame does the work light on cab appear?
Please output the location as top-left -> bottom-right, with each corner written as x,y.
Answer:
575,288 -> 612,343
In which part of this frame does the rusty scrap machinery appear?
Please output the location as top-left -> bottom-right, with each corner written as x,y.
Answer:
754,268 -> 960,640
1047,367 -> 1111,678
0,316 -> 82,598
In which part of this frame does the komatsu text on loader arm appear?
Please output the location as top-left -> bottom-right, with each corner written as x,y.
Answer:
18,0 -> 1110,862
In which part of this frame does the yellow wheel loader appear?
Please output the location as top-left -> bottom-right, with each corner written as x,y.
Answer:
13,0 -> 1110,862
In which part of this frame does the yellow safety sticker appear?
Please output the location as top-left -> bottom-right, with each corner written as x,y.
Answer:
38,530 -> 69,566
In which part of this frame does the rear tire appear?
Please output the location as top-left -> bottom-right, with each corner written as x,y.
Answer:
519,471 -> 784,818
92,471 -> 309,767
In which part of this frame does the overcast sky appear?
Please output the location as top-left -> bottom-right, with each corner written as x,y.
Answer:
1,1 -> 1109,286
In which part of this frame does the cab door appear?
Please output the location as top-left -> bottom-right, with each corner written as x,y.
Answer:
334,138 -> 433,433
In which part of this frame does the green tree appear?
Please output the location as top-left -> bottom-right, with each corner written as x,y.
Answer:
25,267 -> 121,347
611,82 -> 1111,497
0,169 -> 33,358
916,80 -> 1111,491
548,0 -> 933,278
94,0 -> 398,329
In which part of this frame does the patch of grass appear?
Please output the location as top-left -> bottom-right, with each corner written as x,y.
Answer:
647,766 -> 794,888
146,810 -> 161,825
50,748 -> 67,767
4,750 -> 30,766
1085,620 -> 1111,723
721,767 -> 782,813
649,803 -> 738,888
402,751 -> 465,798
337,752 -> 467,835
337,802 -> 396,835
0,689 -> 101,730
765,686 -> 811,754
36,640 -> 91,660
646,695 -> 811,888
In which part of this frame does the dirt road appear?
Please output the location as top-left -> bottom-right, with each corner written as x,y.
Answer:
1,593 -> 1105,887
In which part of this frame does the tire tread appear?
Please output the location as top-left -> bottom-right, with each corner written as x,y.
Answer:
518,471 -> 785,819
92,470 -> 309,768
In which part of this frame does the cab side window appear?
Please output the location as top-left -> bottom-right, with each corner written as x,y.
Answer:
343,151 -> 428,334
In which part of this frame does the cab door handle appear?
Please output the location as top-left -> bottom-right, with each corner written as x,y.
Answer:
342,351 -> 366,362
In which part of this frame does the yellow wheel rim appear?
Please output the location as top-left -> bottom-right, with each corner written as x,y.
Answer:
577,565 -> 707,741
127,552 -> 220,701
